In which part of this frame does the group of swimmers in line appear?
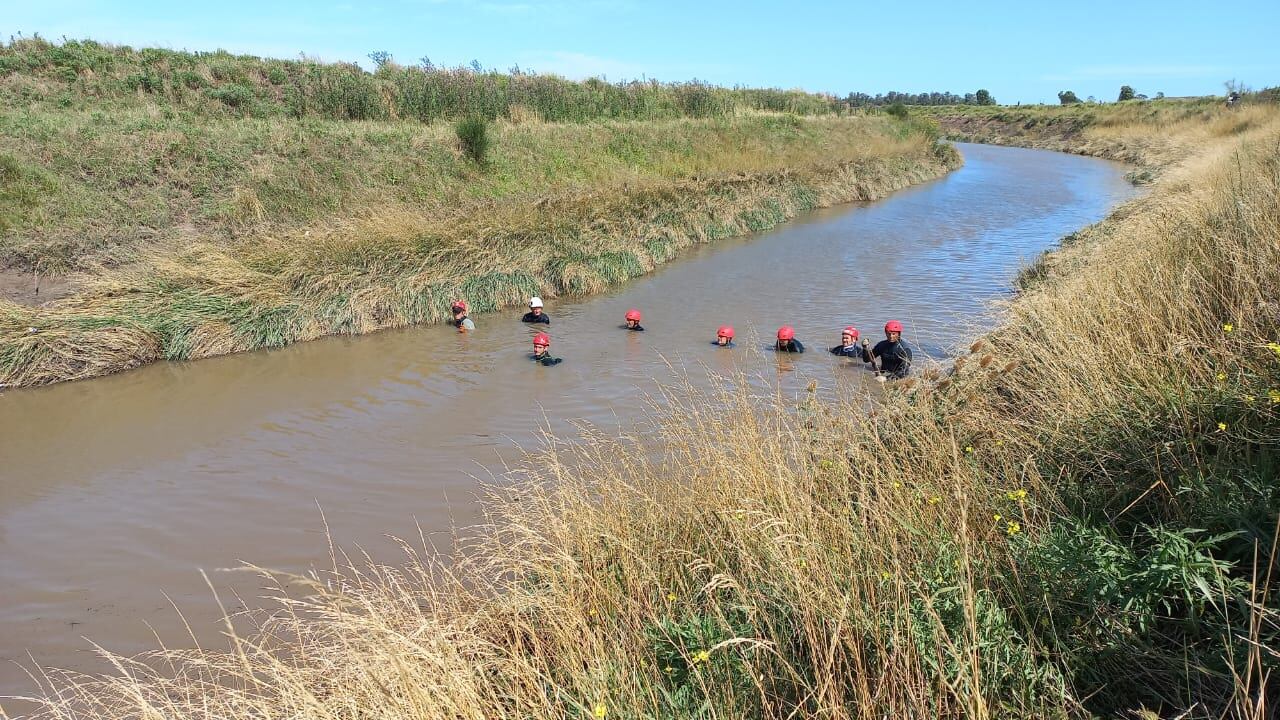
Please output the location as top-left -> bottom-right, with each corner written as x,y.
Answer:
449,296 -> 914,378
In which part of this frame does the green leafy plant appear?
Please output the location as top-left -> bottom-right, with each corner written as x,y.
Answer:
455,116 -> 490,165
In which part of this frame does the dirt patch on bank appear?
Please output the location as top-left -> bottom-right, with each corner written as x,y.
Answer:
936,115 -> 1090,152
0,269 -> 74,306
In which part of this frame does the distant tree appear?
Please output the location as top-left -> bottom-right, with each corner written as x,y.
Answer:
975,88 -> 995,105
1086,96 -> 1098,103
368,50 -> 392,69
1118,85 -> 1136,101
1155,91 -> 1165,99
885,102 -> 909,119
419,55 -> 435,71
1135,93 -> 1148,100
1058,90 -> 1082,105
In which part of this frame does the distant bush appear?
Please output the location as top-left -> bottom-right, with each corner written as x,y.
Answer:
207,83 -> 255,109
975,88 -> 995,105
1117,85 -> 1136,101
455,116 -> 489,165
885,102 -> 909,120
1058,90 -> 1082,105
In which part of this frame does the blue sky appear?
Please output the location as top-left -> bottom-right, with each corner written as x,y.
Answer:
4,0 -> 1277,104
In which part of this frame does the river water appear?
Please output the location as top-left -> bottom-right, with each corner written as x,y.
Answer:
0,143 -> 1138,698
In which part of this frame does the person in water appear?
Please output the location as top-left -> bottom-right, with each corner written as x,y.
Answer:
522,297 -> 550,324
829,326 -> 861,357
713,325 -> 735,347
775,326 -> 804,353
623,308 -> 645,331
450,300 -> 475,332
531,332 -> 562,365
861,320 -> 913,379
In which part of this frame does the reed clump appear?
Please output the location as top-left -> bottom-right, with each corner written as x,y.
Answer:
12,105 -> 1280,720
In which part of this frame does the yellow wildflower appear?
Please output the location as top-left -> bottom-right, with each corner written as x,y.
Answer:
892,481 -> 902,489
880,570 -> 892,581
692,650 -> 711,664
964,445 -> 974,454
666,592 -> 676,602
1217,372 -> 1227,381
1006,520 -> 1022,536
1270,389 -> 1280,404
1218,422 -> 1228,432
1267,342 -> 1280,357
927,495 -> 942,505
995,439 -> 1005,447
993,513 -> 1002,522
663,666 -> 675,674
1245,395 -> 1255,403
1223,323 -> 1234,333
588,608 -> 598,616
594,703 -> 608,719
1005,489 -> 1028,502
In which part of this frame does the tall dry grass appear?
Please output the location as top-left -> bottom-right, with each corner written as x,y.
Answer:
10,109 -> 1280,719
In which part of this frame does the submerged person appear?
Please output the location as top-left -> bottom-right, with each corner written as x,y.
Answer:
775,326 -> 804,353
522,297 -> 550,324
713,325 -> 735,347
829,326 -> 861,357
861,320 -> 913,379
623,308 -> 645,331
450,300 -> 475,332
531,332 -> 562,366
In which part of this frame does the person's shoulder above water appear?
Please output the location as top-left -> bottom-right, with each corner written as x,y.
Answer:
522,311 -> 550,324
531,353 -> 562,365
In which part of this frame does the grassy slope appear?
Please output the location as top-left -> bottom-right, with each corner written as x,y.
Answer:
18,103 -> 1280,719
0,36 -> 844,272
0,39 -> 959,387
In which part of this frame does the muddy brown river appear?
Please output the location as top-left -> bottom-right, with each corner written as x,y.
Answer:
0,143 -> 1138,700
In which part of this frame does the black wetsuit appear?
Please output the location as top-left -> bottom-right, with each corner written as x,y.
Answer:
829,344 -> 861,358
522,312 -> 550,325
775,340 -> 805,353
711,340 -> 735,348
624,324 -> 645,332
862,340 -> 913,378
531,352 -> 562,366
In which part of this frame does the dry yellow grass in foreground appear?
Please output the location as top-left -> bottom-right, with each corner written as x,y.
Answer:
8,105 -> 1280,719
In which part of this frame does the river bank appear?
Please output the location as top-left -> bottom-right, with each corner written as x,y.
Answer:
0,113 -> 957,387
2,38 -> 966,388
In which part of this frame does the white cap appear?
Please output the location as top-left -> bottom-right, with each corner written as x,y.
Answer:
529,296 -> 543,308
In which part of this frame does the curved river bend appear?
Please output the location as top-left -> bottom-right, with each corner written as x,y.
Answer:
0,143 -> 1138,696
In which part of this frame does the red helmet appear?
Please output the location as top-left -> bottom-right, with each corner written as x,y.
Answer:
533,332 -> 550,346
885,320 -> 903,334
451,299 -> 468,312
717,325 -> 735,339
777,325 -> 795,341
625,309 -> 642,322
842,326 -> 860,339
